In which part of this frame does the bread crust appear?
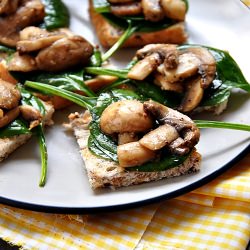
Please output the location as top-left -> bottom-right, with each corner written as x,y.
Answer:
69,112 -> 201,189
89,0 -> 188,48
0,101 -> 54,162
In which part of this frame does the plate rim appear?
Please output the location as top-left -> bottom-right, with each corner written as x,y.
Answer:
0,144 -> 249,214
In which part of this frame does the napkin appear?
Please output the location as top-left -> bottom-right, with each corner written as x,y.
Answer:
0,153 -> 249,250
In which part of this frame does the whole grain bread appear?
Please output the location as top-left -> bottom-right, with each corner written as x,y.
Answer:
68,112 -> 201,189
0,101 -> 54,162
89,0 -> 187,48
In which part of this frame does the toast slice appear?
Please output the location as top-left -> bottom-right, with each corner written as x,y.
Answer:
89,0 -> 187,48
0,101 -> 54,162
68,112 -> 201,189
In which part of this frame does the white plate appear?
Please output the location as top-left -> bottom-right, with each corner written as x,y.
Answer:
0,0 -> 249,213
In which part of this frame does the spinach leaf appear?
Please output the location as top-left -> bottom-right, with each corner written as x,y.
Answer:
179,45 -> 250,107
0,87 -> 45,139
42,0 -> 70,30
101,13 -> 175,33
88,89 -> 141,161
131,80 -> 181,108
93,0 -> 187,32
88,89 -> 189,170
33,124 -> 48,187
20,87 -> 46,116
0,119 -> 31,138
27,69 -> 96,97
127,151 -> 190,172
0,45 -> 15,54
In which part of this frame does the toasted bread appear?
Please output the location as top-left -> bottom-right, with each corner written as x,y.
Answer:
0,101 -> 54,162
68,112 -> 201,189
89,0 -> 187,48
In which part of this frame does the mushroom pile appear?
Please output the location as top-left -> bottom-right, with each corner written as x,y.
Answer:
0,79 -> 44,129
100,99 -> 200,168
107,0 -> 186,22
7,26 -> 94,72
128,44 -> 217,112
0,0 -> 45,47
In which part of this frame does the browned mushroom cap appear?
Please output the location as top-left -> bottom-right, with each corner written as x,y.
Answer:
100,100 -> 153,135
128,44 -> 178,80
0,79 -> 21,110
178,77 -> 204,113
0,0 -> 19,15
0,106 -> 20,128
8,52 -> 38,72
17,27 -> 66,54
127,52 -> 162,80
139,124 -> 179,150
141,0 -> 165,22
0,0 -> 45,47
143,100 -> 200,155
117,141 -> 156,168
110,2 -> 142,16
35,36 -> 94,72
183,47 -> 216,89
160,0 -> 186,21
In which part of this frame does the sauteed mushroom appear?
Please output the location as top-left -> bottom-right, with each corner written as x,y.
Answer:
0,79 -> 21,110
0,0 -> 45,47
128,44 -> 217,112
100,100 -> 153,135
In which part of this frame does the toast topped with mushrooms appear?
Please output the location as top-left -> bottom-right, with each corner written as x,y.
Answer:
89,0 -> 188,48
68,89 -> 201,189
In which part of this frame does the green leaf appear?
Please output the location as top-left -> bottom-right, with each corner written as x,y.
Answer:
127,151 -> 190,172
20,87 -> 46,115
195,120 -> 250,132
88,90 -> 140,160
201,84 -> 231,107
27,69 -> 96,97
25,81 -> 97,110
0,45 -> 15,54
42,0 -> 70,30
101,13 -> 175,33
89,48 -> 103,67
178,45 -> 250,93
93,0 -> 110,13
0,119 -> 31,138
85,67 -> 128,79
33,125 -> 48,187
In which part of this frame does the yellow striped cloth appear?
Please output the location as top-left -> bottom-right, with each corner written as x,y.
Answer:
0,153 -> 249,250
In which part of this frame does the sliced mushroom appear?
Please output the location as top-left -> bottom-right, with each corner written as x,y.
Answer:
35,36 -> 94,72
184,47 -> 216,88
17,27 -> 66,53
8,52 -> 38,72
0,0 -> 19,15
108,0 -> 136,3
117,141 -> 156,168
139,124 -> 179,150
100,100 -> 153,135
20,105 -> 42,122
0,0 -> 45,47
111,2 -> 142,16
179,77 -> 204,113
143,100 -> 200,155
118,132 -> 138,145
0,79 -> 21,109
154,73 -> 183,93
0,106 -> 20,128
160,0 -> 186,21
85,75 -> 118,92
141,0 -> 165,22
0,108 -> 3,118
157,52 -> 200,84
128,52 -> 162,80
136,44 -> 178,61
